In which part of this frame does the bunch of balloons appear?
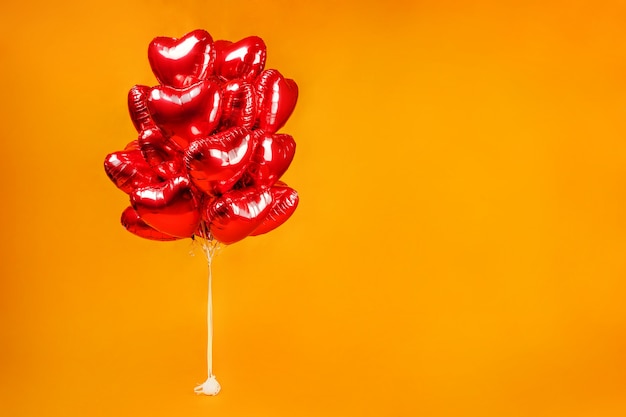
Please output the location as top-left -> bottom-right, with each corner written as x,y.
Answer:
104,30 -> 299,244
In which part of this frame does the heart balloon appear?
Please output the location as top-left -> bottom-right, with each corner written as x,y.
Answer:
214,36 -> 266,81
147,80 -> 222,147
128,85 -> 155,133
104,150 -> 159,194
138,127 -> 183,178
124,140 -> 140,151
138,126 -> 169,165
148,29 -> 215,88
206,187 -> 273,244
244,131 -> 295,187
121,206 -> 181,241
185,127 -> 255,195
107,29 -> 300,246
213,40 -> 232,53
220,80 -> 256,130
250,184 -> 299,236
255,69 -> 298,133
131,176 -> 201,238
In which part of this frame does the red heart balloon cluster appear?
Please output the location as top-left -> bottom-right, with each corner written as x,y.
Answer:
105,29 -> 299,244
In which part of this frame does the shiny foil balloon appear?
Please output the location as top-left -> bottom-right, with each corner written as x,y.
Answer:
121,206 -> 181,241
128,85 -> 155,132
185,127 -> 255,195
147,80 -> 223,147
214,36 -> 266,81
131,176 -> 201,238
124,140 -> 140,151
148,29 -> 215,88
255,69 -> 298,133
137,127 -> 183,179
220,80 -> 256,130
105,29 -> 299,245
250,184 -> 299,236
244,131 -> 296,187
206,187 -> 273,244
104,150 -> 159,194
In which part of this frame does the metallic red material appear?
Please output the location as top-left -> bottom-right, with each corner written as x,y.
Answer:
206,187 -> 273,244
130,176 -> 201,238
185,127 -> 254,196
121,206 -> 181,241
104,150 -> 159,194
124,140 -> 140,151
220,80 -> 256,130
147,80 -> 222,147
148,29 -> 215,88
137,127 -> 183,179
255,69 -> 298,133
214,36 -> 266,81
128,85 -> 155,132
244,131 -> 295,187
250,184 -> 299,236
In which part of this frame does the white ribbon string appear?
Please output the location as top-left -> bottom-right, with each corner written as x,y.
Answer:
194,224 -> 221,396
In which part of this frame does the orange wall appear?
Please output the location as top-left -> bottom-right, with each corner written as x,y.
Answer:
1,1 -> 626,416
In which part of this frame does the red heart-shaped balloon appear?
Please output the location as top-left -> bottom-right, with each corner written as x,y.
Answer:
128,85 -> 155,133
124,140 -> 140,151
250,184 -> 299,236
184,127 -> 255,196
147,80 -> 222,147
214,36 -> 266,81
220,80 -> 256,130
137,127 -> 183,179
121,206 -> 181,241
104,150 -> 159,194
206,187 -> 273,244
244,131 -> 296,187
255,69 -> 298,133
131,176 -> 201,238
148,29 -> 215,88
213,40 -> 232,53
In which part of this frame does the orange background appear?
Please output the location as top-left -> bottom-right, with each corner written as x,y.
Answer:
2,0 -> 626,416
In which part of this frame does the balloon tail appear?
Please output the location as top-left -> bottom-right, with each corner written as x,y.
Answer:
194,222 -> 222,396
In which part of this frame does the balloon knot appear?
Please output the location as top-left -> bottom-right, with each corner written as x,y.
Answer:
194,375 -> 221,396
